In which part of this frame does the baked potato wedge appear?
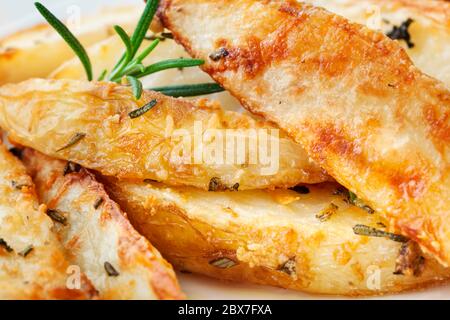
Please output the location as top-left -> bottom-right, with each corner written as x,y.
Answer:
103,177 -> 450,296
0,4 -> 143,84
0,78 -> 329,190
306,0 -> 450,87
21,148 -> 184,300
159,0 -> 450,265
0,142 -> 95,299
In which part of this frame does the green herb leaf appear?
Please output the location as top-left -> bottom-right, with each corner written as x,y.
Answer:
126,76 -> 143,99
135,39 -> 160,64
128,99 -> 158,118
129,0 -> 159,56
135,58 -> 204,78
150,83 -> 224,97
35,2 -> 92,80
97,69 -> 108,81
114,25 -> 132,62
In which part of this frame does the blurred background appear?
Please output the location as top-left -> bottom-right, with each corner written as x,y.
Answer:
0,0 -> 140,37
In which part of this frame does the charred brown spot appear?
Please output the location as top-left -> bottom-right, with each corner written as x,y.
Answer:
394,241 -> 425,276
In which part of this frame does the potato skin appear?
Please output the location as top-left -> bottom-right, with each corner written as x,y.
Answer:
0,5 -> 142,85
0,79 -> 329,190
0,143 -> 95,299
104,178 -> 450,296
159,0 -> 450,265
22,149 -> 184,300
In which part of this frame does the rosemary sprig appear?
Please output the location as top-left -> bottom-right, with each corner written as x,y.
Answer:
35,2 -> 92,81
150,83 -> 225,97
35,0 -> 223,102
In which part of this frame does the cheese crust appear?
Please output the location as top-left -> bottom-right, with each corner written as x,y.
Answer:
158,0 -> 450,265
0,79 -> 329,190
104,178 -> 450,296
0,142 -> 95,299
22,149 -> 184,300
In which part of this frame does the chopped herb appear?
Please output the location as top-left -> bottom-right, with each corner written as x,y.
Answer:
129,99 -> 157,118
63,162 -> 81,176
19,245 -> 34,257
56,133 -> 86,152
340,189 -> 375,214
104,261 -> 120,276
46,209 -> 67,225
291,185 -> 310,194
208,177 -> 222,191
36,0 -> 204,100
209,47 -> 229,61
209,257 -> 237,269
377,222 -> 387,228
208,177 -> 238,191
11,180 -> 32,190
386,18 -> 414,48
143,179 -> 158,183
394,241 -> 425,276
0,238 -> 13,252
278,257 -> 296,277
353,224 -> 408,243
93,197 -> 104,209
316,203 -> 339,222
8,147 -> 23,159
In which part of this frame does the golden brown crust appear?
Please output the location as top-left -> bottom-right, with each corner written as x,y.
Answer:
0,143 -> 95,299
159,0 -> 450,265
21,149 -> 184,300
0,78 -> 329,190
103,178 -> 450,296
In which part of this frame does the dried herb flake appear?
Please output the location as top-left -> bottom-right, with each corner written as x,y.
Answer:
93,197 -> 104,209
104,261 -> 120,276
316,203 -> 339,222
46,209 -> 67,225
209,47 -> 229,61
386,18 -> 414,48
0,238 -> 13,253
19,245 -> 34,257
209,257 -> 237,269
56,133 -> 86,152
353,224 -> 408,243
63,162 -> 81,176
129,99 -> 157,118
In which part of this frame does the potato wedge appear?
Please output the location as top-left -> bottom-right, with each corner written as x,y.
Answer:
20,148 -> 183,300
52,0 -> 450,90
103,178 -> 450,296
306,0 -> 450,87
0,78 -> 329,190
0,4 -> 143,84
0,142 -> 95,299
159,0 -> 450,265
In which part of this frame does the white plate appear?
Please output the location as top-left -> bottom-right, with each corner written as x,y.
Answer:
1,0 -> 449,300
